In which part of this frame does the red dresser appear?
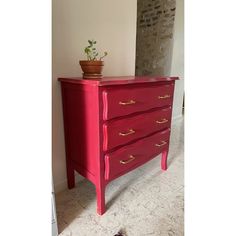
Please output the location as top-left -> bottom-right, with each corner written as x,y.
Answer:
58,76 -> 179,215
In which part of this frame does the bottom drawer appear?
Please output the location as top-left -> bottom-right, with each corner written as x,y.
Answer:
104,128 -> 171,181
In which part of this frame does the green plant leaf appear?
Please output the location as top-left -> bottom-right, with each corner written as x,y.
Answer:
84,47 -> 90,53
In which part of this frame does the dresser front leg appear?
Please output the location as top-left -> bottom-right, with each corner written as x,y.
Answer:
161,149 -> 168,171
96,184 -> 106,215
66,162 -> 75,189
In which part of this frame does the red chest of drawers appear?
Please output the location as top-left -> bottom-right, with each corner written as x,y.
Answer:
58,76 -> 178,215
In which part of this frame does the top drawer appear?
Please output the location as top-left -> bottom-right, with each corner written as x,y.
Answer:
102,83 -> 174,120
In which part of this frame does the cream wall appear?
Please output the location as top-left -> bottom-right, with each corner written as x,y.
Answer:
52,0 -> 137,192
171,0 -> 184,119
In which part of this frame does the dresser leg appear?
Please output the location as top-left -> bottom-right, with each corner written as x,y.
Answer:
96,185 -> 106,215
66,163 -> 75,189
161,150 -> 168,171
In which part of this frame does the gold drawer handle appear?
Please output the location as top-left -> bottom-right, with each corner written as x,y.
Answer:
119,129 -> 135,136
156,118 -> 168,124
158,95 -> 171,99
119,100 -> 136,105
155,141 -> 167,147
120,155 -> 136,164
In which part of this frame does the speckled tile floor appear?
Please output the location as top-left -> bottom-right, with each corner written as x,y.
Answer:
55,118 -> 184,236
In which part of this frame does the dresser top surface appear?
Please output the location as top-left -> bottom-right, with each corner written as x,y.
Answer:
58,76 -> 179,86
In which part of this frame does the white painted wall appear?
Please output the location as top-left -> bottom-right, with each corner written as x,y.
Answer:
171,0 -> 184,120
52,0 -> 137,192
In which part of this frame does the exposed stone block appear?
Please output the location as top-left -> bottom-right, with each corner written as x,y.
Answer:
135,0 -> 176,76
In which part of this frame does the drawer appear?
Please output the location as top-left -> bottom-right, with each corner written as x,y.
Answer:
103,107 -> 172,151
102,83 -> 174,120
104,128 -> 170,181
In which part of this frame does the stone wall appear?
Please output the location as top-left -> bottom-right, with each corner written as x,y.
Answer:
135,0 -> 176,76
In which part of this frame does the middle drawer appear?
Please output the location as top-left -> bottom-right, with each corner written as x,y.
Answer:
103,106 -> 172,151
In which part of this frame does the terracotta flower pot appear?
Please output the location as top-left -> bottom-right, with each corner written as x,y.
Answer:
79,60 -> 104,79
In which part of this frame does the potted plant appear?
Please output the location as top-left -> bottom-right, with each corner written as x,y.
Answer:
79,40 -> 108,79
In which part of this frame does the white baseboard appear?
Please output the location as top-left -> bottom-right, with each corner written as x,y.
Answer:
172,114 -> 183,124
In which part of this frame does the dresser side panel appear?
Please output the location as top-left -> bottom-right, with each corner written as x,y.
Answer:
60,82 -> 100,179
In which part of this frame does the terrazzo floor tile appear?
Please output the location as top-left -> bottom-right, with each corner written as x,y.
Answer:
55,118 -> 184,236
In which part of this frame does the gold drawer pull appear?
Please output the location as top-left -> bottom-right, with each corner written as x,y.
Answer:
120,155 -> 136,164
119,129 -> 135,136
155,141 -> 167,147
119,100 -> 136,105
158,95 -> 171,99
156,118 -> 168,124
